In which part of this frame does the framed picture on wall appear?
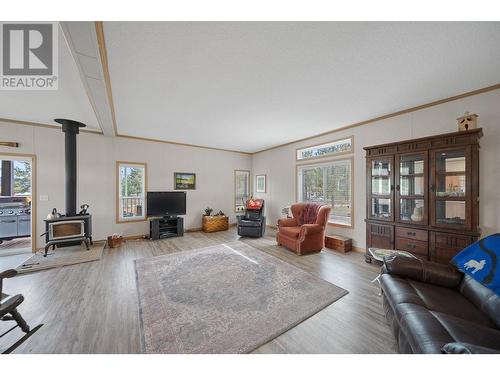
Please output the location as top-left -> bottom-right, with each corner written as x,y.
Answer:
174,172 -> 196,190
256,174 -> 266,193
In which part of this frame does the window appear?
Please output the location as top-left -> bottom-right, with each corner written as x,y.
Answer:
0,159 -> 31,196
234,170 -> 250,212
117,162 -> 147,222
296,137 -> 353,161
13,160 -> 32,196
297,158 -> 353,227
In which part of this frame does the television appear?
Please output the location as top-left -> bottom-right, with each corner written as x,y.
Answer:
147,191 -> 186,217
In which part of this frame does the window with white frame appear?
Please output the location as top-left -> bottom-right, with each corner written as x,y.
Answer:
296,137 -> 352,161
297,159 -> 353,226
117,162 -> 146,222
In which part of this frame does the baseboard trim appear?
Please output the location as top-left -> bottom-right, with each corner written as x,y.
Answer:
123,234 -> 148,241
352,246 -> 365,254
185,227 -> 202,233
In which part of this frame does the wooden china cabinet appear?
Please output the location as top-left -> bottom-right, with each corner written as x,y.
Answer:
364,128 -> 482,264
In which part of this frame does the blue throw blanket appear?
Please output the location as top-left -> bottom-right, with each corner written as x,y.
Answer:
452,233 -> 500,295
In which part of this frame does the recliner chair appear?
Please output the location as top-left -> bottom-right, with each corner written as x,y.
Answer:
237,199 -> 266,238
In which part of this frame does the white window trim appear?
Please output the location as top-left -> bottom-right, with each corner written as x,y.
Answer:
296,157 -> 354,228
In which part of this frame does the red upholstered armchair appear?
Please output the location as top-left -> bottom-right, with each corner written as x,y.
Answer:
276,203 -> 331,255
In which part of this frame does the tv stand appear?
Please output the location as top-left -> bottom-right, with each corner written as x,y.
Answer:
149,216 -> 184,240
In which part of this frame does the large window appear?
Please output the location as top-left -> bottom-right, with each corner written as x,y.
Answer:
234,170 -> 250,212
297,158 -> 353,227
117,162 -> 147,222
297,137 -> 353,161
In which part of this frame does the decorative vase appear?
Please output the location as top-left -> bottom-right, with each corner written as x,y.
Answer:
411,206 -> 423,222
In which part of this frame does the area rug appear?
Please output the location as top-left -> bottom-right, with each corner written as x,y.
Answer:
135,241 -> 348,353
15,242 -> 105,274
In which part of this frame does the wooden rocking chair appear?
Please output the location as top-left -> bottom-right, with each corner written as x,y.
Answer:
0,269 -> 42,354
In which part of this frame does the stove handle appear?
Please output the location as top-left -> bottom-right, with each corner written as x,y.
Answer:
0,219 -> 16,223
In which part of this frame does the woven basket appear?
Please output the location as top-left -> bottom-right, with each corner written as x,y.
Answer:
107,236 -> 123,248
202,215 -> 229,233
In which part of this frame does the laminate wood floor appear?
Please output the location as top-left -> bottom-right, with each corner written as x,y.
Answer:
0,228 -> 397,354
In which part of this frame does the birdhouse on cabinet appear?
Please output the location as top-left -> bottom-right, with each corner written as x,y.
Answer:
457,112 -> 478,131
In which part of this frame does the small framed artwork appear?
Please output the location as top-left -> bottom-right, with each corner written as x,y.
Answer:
174,172 -> 196,190
256,174 -> 266,193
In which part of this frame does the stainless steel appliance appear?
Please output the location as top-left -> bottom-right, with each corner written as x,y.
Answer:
0,197 -> 31,245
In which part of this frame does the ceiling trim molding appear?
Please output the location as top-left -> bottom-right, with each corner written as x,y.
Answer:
0,117 -> 103,135
116,133 -> 252,155
95,21 -> 118,136
252,83 -> 500,155
60,22 -> 105,135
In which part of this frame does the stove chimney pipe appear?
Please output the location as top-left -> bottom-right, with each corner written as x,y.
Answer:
54,119 -> 86,217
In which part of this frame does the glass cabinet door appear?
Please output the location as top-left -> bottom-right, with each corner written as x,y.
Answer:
430,147 -> 470,229
396,153 -> 427,225
369,157 -> 393,221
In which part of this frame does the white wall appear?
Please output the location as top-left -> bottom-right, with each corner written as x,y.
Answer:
252,89 -> 500,249
0,122 -> 252,248
2,89 -> 500,251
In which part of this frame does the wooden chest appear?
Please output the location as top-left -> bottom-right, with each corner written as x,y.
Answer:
325,235 -> 352,253
202,215 -> 229,233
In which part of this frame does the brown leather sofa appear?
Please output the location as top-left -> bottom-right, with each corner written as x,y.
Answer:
276,203 -> 331,255
380,256 -> 500,354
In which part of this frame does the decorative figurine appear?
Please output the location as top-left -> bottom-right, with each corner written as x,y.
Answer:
457,111 -> 478,131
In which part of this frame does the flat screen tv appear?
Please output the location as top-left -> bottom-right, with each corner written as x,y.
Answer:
147,191 -> 186,217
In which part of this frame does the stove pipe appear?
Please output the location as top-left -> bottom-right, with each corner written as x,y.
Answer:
54,119 -> 86,217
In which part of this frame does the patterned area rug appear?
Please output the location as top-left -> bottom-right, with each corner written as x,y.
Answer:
15,242 -> 105,274
135,241 -> 348,353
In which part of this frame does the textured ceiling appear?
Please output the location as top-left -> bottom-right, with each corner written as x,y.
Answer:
0,23 -> 101,132
103,22 -> 500,152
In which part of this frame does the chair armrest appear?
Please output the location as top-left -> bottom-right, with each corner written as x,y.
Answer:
0,293 -> 24,316
277,217 -> 299,228
383,255 -> 462,289
0,269 -> 17,280
299,224 -> 323,240
442,342 -> 500,354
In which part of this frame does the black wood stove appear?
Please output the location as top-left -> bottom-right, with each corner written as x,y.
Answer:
42,119 -> 93,257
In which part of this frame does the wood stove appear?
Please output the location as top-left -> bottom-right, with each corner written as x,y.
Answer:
42,119 -> 93,257
44,215 -> 92,256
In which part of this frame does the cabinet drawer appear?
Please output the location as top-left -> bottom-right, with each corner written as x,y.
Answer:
395,227 -> 428,242
430,232 -> 473,264
395,237 -> 428,256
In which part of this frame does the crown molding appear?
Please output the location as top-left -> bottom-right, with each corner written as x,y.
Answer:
116,133 -> 252,155
0,117 -> 103,134
252,83 -> 500,155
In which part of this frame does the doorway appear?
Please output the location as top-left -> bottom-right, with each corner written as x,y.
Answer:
0,153 -> 36,256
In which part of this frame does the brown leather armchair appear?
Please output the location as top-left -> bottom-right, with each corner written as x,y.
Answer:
276,203 -> 331,255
